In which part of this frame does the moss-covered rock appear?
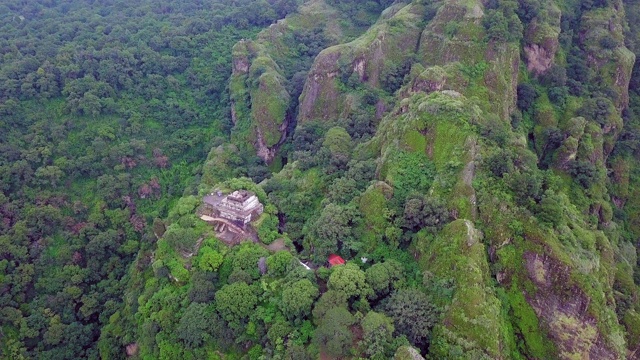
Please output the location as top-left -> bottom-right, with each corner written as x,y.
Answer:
394,345 -> 425,360
418,220 -> 513,359
579,0 -> 636,112
476,178 -> 628,359
522,0 -> 561,75
228,0 -> 385,162
553,136 -> 580,169
622,310 -> 640,355
229,41 -> 290,162
371,90 -> 479,219
407,64 -> 468,95
416,0 -> 519,120
298,1 -> 426,122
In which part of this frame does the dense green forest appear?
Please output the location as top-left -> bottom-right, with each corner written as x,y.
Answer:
1,0 -> 640,359
0,0 -> 296,358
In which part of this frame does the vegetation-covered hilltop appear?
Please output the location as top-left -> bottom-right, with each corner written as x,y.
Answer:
1,0 -> 640,359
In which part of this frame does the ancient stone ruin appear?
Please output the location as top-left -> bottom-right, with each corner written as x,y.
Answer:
199,190 -> 264,245
201,190 -> 264,227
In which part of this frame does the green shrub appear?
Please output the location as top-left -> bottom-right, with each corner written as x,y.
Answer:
485,150 -> 514,177
569,160 -> 597,188
517,83 -> 537,112
387,151 -> 436,202
599,35 -> 617,49
402,195 -> 450,232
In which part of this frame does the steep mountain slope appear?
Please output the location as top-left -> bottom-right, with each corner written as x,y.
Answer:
75,0 -> 640,358
228,0 -> 392,162
233,0 -> 639,358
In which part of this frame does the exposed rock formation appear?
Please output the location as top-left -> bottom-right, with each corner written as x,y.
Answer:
298,2 -> 425,122
229,40 -> 289,162
523,1 -> 561,75
228,0 -> 388,162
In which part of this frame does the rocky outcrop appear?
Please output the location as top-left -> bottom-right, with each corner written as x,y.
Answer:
483,42 -> 521,120
523,1 -> 561,75
229,41 -> 289,162
255,126 -> 279,163
298,0 -> 521,124
407,64 -> 467,95
416,0 -> 519,121
228,0 -> 390,162
524,42 -> 557,74
417,2 -> 485,66
298,50 -> 342,122
232,40 -> 251,75
394,345 -> 425,360
580,0 -> 635,112
523,251 -> 621,359
298,2 -> 425,122
367,83 -> 507,356
423,220 -> 511,359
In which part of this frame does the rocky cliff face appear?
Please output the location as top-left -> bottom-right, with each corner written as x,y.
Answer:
228,0 -> 384,162
364,40 -> 625,360
522,0 -> 561,76
418,0 -> 520,122
297,0 -> 522,123
581,0 -> 634,112
298,2 -> 424,122
229,37 -> 290,162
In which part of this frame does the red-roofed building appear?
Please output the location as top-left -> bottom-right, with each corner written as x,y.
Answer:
328,254 -> 346,267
